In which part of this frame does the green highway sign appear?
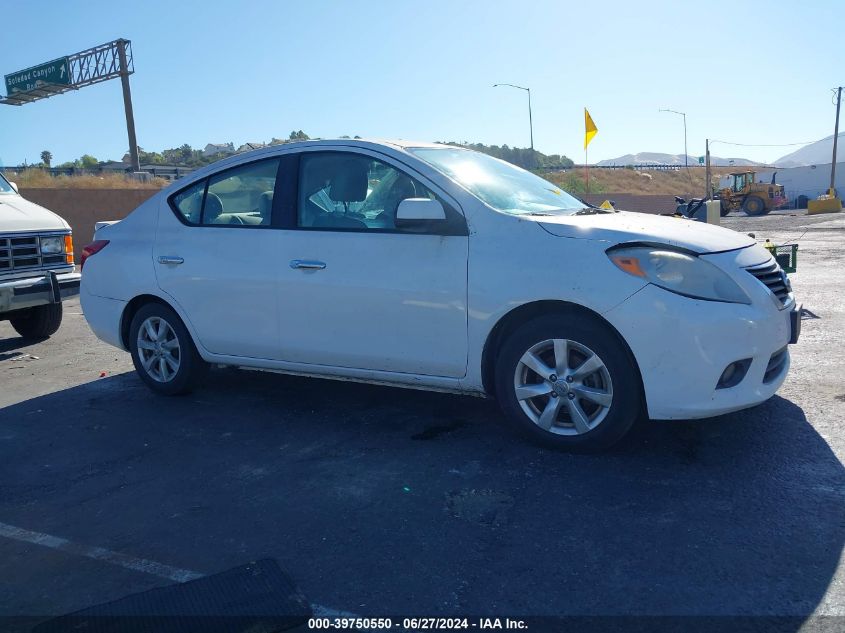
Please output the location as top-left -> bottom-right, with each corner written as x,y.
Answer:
698,156 -> 705,165
4,57 -> 70,96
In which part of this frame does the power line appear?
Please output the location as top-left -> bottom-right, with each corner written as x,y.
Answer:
710,136 -> 832,148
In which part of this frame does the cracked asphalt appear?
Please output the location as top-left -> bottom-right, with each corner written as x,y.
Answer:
0,210 -> 843,630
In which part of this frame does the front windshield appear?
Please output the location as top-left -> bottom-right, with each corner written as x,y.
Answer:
0,172 -> 15,194
409,147 -> 587,216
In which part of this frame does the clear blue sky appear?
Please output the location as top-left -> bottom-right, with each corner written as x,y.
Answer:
2,0 -> 843,166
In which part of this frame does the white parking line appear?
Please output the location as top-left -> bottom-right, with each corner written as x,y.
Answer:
0,521 -> 202,583
0,520 -> 355,616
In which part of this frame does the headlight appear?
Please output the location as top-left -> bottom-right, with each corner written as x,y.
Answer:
40,236 -> 64,255
607,246 -> 751,304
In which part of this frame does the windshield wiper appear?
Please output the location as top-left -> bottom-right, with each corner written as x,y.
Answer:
574,207 -> 612,215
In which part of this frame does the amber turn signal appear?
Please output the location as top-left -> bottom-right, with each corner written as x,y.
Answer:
64,234 -> 75,265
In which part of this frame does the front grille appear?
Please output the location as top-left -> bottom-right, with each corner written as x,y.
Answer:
0,234 -> 68,273
745,258 -> 791,306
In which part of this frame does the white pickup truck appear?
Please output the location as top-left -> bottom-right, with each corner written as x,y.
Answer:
0,172 -> 81,338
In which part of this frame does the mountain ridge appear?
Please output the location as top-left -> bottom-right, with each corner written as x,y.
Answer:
596,152 -> 763,167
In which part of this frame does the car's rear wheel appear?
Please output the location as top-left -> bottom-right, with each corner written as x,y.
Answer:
9,303 -> 63,339
129,303 -> 206,395
494,313 -> 641,451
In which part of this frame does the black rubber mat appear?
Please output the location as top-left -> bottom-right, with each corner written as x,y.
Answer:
32,559 -> 312,633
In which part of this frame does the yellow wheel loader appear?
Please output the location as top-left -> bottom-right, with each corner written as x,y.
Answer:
715,171 -> 787,216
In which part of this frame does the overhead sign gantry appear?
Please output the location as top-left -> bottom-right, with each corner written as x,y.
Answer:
1,39 -> 141,171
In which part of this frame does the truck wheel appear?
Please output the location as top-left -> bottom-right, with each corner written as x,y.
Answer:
743,196 -> 766,216
129,302 -> 207,396
494,313 -> 641,451
719,202 -> 731,217
9,303 -> 63,339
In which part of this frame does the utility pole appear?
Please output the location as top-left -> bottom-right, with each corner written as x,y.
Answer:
117,39 -> 140,172
705,138 -> 711,200
527,88 -> 534,151
830,86 -> 842,196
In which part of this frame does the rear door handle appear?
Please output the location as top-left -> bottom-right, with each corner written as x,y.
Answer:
290,259 -> 326,270
158,255 -> 184,265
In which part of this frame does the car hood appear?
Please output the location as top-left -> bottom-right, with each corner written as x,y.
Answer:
0,193 -> 70,233
536,210 -> 754,254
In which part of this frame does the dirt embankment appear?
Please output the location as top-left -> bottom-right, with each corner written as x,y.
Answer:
544,166 -> 713,197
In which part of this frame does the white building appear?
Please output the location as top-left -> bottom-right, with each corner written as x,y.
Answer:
202,143 -> 235,158
236,142 -> 266,153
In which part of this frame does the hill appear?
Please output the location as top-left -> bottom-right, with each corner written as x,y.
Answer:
542,166 -> 709,197
774,132 -> 845,167
597,152 -> 761,167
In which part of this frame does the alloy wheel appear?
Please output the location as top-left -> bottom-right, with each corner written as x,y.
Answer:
136,316 -> 181,383
513,338 -> 613,435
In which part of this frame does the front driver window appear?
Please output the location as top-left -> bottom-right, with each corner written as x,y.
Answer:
297,153 -> 436,231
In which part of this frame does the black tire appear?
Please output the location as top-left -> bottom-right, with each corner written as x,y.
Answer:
719,201 -> 731,217
129,302 -> 207,396
742,196 -> 767,216
494,313 -> 641,451
9,303 -> 63,339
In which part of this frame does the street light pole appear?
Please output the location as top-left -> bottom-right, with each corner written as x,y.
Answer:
494,83 -> 534,151
659,108 -> 688,169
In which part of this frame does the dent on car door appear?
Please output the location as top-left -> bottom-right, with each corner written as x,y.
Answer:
277,150 -> 470,378
154,157 -> 286,358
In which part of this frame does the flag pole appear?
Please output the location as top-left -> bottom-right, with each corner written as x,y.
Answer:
585,147 -> 589,194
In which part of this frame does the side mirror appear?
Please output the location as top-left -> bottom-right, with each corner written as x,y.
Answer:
9,181 -> 18,193
395,198 -> 446,229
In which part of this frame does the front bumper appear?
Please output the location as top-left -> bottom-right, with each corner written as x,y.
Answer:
605,284 -> 793,420
0,270 -> 81,314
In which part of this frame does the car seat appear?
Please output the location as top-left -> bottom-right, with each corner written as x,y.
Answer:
203,192 -> 225,224
258,191 -> 273,225
375,174 -> 418,229
312,159 -> 368,229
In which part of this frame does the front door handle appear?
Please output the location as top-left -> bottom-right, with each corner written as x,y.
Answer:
158,255 -> 184,265
290,259 -> 326,270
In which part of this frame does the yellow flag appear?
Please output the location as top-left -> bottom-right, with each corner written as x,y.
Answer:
584,108 -> 598,149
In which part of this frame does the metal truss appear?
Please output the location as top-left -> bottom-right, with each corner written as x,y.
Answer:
1,39 -> 133,106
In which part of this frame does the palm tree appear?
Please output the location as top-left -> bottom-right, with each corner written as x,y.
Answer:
40,150 -> 52,167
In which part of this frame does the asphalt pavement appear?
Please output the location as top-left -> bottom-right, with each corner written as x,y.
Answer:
0,210 -> 843,630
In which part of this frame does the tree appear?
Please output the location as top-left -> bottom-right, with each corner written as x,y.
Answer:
438,141 -> 573,171
79,154 -> 99,169
40,150 -> 52,167
289,130 -> 309,141
179,144 -> 193,162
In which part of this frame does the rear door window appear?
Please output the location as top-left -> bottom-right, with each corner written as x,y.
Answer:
203,159 -> 280,226
171,180 -> 205,224
169,157 -> 281,227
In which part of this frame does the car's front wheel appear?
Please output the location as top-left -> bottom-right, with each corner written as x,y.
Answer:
129,302 -> 207,395
9,303 -> 63,339
494,313 -> 641,451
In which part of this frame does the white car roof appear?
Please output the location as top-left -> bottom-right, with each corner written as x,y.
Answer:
161,138 -> 459,195
276,138 -> 450,150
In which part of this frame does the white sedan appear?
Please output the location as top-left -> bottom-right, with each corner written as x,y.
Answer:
80,139 -> 799,450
